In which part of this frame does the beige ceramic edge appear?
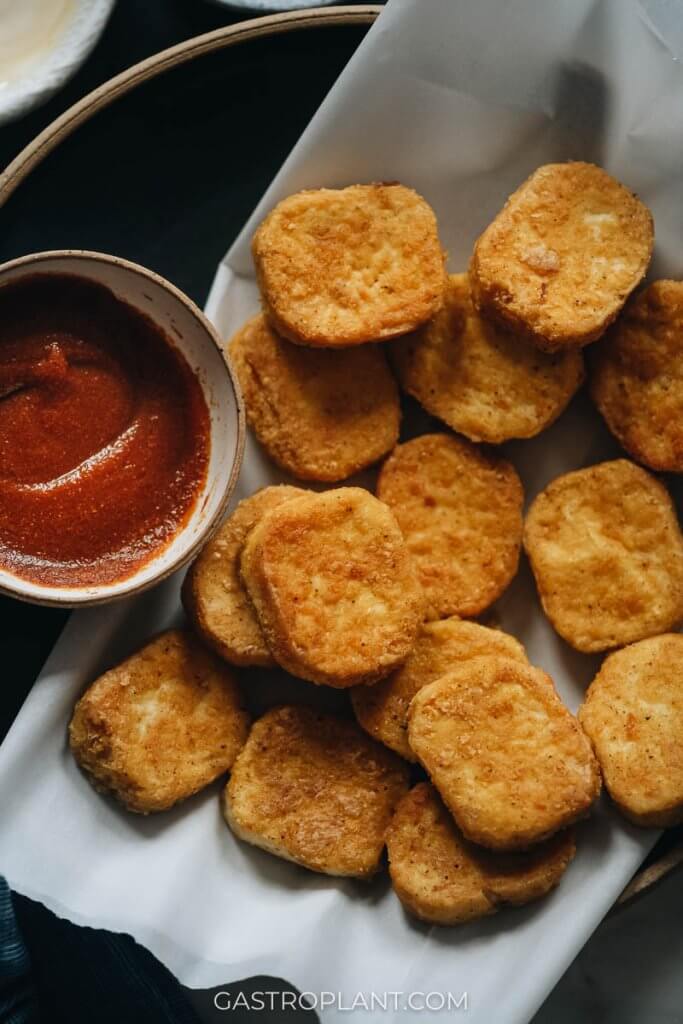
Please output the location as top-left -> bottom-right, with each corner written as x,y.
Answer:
0,2 -> 673,900
0,249 -> 245,607
0,6 -> 381,204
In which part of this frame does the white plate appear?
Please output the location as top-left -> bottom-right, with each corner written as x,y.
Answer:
0,0 -> 115,127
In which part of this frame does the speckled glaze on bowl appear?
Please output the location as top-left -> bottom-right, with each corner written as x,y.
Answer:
0,250 -> 245,607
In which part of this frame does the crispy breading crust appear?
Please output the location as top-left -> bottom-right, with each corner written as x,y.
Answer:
376,433 -> 523,620
252,184 -> 445,348
69,630 -> 250,813
228,314 -> 400,481
579,635 -> 683,826
407,657 -> 600,850
470,162 -> 653,352
523,459 -> 683,653
590,281 -> 683,472
182,486 -> 305,668
391,274 -> 584,443
386,783 -> 576,925
223,705 -> 410,877
351,617 -> 528,761
240,487 -> 423,687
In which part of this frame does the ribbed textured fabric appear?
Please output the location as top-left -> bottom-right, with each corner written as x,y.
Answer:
0,877 -> 36,1024
2,879 -> 201,1024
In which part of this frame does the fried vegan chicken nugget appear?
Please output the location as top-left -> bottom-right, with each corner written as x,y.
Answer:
69,630 -> 250,813
386,783 -> 576,925
408,658 -> 600,850
579,634 -> 683,827
252,184 -> 445,348
240,487 -> 423,687
228,314 -> 400,481
470,162 -> 653,352
591,281 -> 683,472
524,460 -> 683,653
391,274 -> 584,443
351,617 -> 528,760
223,705 -> 410,877
182,486 -> 305,668
376,434 -> 523,619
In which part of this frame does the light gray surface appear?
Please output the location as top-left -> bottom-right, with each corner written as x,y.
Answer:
535,868 -> 683,1024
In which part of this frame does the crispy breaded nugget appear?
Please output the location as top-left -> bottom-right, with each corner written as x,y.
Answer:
182,486 -> 305,668
240,487 -> 422,687
229,314 -> 400,481
591,281 -> 683,471
252,184 -> 445,348
69,630 -> 250,813
579,635 -> 683,826
524,460 -> 683,653
391,274 -> 584,443
408,657 -> 600,850
386,783 -> 576,925
470,162 -> 653,352
351,617 -> 528,760
376,434 -> 523,619
223,705 -> 409,877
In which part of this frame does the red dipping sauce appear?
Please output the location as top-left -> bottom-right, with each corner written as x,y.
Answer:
0,274 -> 210,588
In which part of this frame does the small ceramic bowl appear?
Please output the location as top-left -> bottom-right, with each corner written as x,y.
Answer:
0,250 -> 245,607
0,0 -> 116,128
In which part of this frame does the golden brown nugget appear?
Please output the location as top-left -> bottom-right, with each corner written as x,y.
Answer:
223,705 -> 410,877
524,460 -> 683,653
252,184 -> 445,348
579,635 -> 683,827
229,314 -> 400,481
386,783 -> 576,925
240,487 -> 422,687
470,162 -> 653,352
182,486 -> 305,668
591,281 -> 683,472
392,274 -> 584,443
376,433 -> 523,619
351,617 -> 528,760
408,658 -> 600,850
69,630 -> 250,813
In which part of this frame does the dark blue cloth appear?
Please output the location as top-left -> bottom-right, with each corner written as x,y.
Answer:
0,879 -> 36,1024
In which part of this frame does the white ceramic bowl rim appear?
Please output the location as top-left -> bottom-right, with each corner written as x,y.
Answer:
0,0 -> 116,128
0,249 -> 245,607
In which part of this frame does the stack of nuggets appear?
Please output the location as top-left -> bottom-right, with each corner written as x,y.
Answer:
70,161 -> 683,932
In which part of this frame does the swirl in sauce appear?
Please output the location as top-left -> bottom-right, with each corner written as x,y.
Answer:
0,274 -> 210,588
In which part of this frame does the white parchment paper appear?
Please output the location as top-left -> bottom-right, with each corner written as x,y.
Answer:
2,1 -> 683,1020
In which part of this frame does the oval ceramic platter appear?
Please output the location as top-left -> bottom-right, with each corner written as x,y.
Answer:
0,6 -> 680,1021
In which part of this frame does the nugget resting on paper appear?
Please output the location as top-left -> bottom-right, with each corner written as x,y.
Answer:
470,162 -> 653,352
229,314 -> 400,481
579,634 -> 683,827
591,281 -> 683,472
391,274 -> 584,443
351,617 -> 528,760
240,487 -> 423,687
223,705 -> 410,877
252,184 -> 445,347
376,433 -> 523,620
182,486 -> 305,668
523,459 -> 683,653
386,783 -> 576,925
69,630 -> 250,813
408,657 -> 600,850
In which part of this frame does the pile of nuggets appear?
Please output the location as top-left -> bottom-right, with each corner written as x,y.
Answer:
70,164 -> 683,928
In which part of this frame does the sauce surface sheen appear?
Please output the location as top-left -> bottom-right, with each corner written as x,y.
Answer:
0,274 -> 210,588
